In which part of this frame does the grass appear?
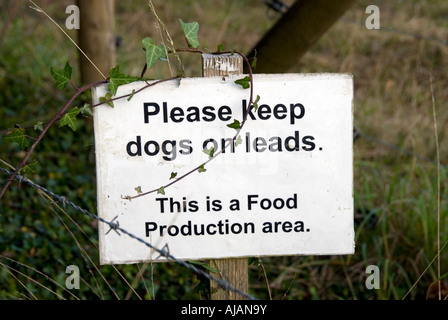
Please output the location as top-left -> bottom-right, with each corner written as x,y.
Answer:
0,0 -> 447,300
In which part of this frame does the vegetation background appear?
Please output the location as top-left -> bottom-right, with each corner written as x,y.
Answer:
0,0 -> 447,300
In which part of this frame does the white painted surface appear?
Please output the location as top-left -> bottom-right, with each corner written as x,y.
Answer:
92,74 -> 354,264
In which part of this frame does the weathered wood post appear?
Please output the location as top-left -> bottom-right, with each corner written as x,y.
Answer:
202,53 -> 249,300
247,0 -> 356,73
77,0 -> 116,84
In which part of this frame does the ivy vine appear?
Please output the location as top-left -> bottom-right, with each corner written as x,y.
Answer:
0,17 -> 258,201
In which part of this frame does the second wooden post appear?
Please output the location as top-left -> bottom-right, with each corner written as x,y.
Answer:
77,0 -> 116,84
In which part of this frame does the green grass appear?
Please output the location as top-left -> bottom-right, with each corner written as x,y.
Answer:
0,0 -> 447,300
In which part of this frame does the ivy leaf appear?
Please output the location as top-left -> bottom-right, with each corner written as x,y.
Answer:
50,62 -> 72,90
251,49 -> 258,69
127,89 -> 136,102
235,135 -> 242,147
187,260 -> 219,273
134,186 -> 142,194
142,37 -> 167,69
157,186 -> 166,195
227,119 -> 241,130
170,172 -> 177,180
3,128 -> 29,148
21,159 -> 38,175
179,19 -> 200,48
203,147 -> 214,158
80,103 -> 93,116
108,64 -> 138,96
198,164 -> 206,173
99,92 -> 114,108
234,76 -> 251,89
253,95 -> 261,111
59,107 -> 80,131
145,38 -> 167,65
34,121 -> 44,132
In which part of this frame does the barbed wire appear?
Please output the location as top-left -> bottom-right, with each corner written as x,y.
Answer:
354,126 -> 447,169
1,127 -> 443,301
0,166 -> 258,300
342,10 -> 447,168
1,124 -> 442,300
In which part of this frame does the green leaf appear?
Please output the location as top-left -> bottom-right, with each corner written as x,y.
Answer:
179,19 -> 200,48
80,103 -> 93,116
234,76 -> 251,89
34,121 -> 44,132
50,62 -> 72,90
203,147 -> 214,158
105,93 -> 114,107
142,37 -> 167,69
3,128 -> 29,148
134,186 -> 142,194
235,135 -> 242,147
157,186 -> 166,195
227,119 -> 241,130
170,172 -> 177,180
217,44 -> 224,53
21,159 -> 38,175
198,164 -> 207,173
253,95 -> 261,111
187,260 -> 219,273
251,49 -> 258,69
108,64 -> 138,96
59,107 -> 80,131
99,92 -> 114,108
127,89 -> 136,102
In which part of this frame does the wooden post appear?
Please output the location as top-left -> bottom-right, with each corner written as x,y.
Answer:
247,0 -> 356,73
77,0 -> 116,84
202,53 -> 249,300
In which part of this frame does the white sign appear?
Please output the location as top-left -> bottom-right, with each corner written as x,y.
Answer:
92,74 -> 354,264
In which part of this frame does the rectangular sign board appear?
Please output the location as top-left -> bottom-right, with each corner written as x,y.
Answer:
92,74 -> 354,264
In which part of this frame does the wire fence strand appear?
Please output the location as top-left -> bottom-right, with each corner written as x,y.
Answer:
1,121 -> 444,300
354,126 -> 447,168
0,166 -> 258,300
